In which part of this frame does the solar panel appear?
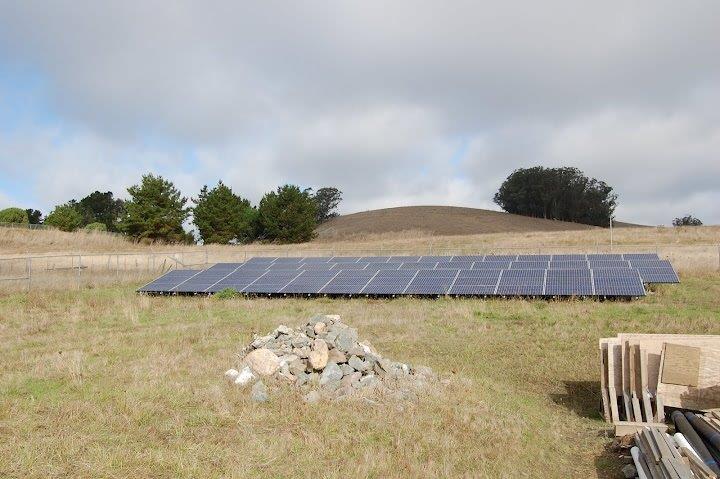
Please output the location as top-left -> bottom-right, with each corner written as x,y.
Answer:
551,254 -> 587,261
549,260 -> 589,269
140,253 -> 674,298
593,275 -> 645,296
587,254 -> 623,260
360,270 -> 416,295
636,267 -> 680,283
623,253 -> 660,261
173,263 -> 243,292
244,271 -> 302,294
279,270 -> 339,294
137,269 -> 202,293
207,269 -> 267,293
319,270 -> 376,295
510,261 -> 549,269
404,270 -> 458,294
588,260 -> 630,268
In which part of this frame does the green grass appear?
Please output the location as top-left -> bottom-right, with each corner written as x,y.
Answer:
1,274 -> 719,478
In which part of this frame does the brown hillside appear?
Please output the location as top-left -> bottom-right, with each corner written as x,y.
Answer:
314,206 -> 613,239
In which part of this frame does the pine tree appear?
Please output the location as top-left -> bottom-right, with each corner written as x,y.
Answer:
44,204 -> 83,231
192,181 -> 256,244
257,185 -> 317,243
120,174 -> 191,242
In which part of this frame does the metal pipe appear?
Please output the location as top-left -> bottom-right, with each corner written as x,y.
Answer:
686,412 -> 720,457
672,411 -> 720,474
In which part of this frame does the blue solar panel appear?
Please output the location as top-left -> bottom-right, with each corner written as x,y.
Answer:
588,254 -> 623,260
404,270 -> 457,294
279,270 -> 338,294
173,263 -> 243,292
206,269 -> 267,293
593,275 -> 645,296
510,261 -> 550,269
623,253 -> 660,261
518,254 -> 551,261
552,254 -> 587,261
549,260 -> 589,269
361,270 -> 415,295
137,269 -> 202,293
636,267 -> 680,283
140,253 -> 675,298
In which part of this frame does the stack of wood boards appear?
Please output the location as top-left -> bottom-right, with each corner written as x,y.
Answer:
599,334 -> 720,434
632,426 -> 718,479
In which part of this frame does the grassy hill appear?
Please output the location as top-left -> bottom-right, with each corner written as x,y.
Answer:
315,205 -> 630,239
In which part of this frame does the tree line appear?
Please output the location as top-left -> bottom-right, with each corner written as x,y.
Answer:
0,174 -> 342,244
0,167 -> 706,242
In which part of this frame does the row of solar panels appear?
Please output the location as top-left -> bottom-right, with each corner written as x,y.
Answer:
139,264 -> 655,297
243,253 -> 660,264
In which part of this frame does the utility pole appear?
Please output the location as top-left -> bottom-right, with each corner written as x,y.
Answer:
610,217 -> 614,253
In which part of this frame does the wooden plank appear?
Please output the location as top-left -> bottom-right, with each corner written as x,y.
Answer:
620,337 -> 635,421
599,338 -> 612,422
657,340 -> 720,410
629,343 -> 644,421
640,347 -> 654,422
661,343 -> 701,387
616,421 -> 668,436
607,339 -> 622,422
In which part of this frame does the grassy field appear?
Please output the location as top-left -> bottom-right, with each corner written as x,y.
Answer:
2,272 -> 719,478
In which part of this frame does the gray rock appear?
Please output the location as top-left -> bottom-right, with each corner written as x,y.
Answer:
334,328 -> 358,352
289,358 -> 307,376
292,337 -> 310,349
359,374 -> 377,388
304,390 -> 321,403
328,348 -> 347,364
348,355 -> 370,372
305,327 -> 316,338
293,346 -> 310,359
340,363 -> 355,376
276,325 -> 293,335
621,464 -> 637,479
342,371 -> 362,388
325,330 -> 338,348
320,362 -> 343,385
347,345 -> 365,357
251,380 -> 269,402
295,371 -> 309,386
251,333 -> 275,349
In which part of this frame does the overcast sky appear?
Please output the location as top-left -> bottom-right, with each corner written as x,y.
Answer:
0,1 -> 718,225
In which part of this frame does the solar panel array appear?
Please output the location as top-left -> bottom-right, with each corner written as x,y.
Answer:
138,253 -> 679,298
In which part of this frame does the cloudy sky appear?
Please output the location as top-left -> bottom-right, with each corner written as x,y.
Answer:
0,1 -> 718,225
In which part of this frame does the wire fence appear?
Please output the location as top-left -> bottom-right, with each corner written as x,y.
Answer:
1,242 -> 718,293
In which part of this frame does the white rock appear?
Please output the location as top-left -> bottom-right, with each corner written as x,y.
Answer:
314,322 -> 327,334
244,348 -> 281,376
234,366 -> 256,386
308,338 -> 329,370
224,368 -> 240,382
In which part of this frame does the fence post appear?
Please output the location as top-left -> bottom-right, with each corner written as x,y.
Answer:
77,255 -> 82,289
116,255 -> 119,277
26,257 -> 31,292
205,247 -> 209,265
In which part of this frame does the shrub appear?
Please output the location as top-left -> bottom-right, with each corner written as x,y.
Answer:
84,222 -> 108,232
0,207 -> 29,224
214,288 -> 240,299
45,204 -> 83,232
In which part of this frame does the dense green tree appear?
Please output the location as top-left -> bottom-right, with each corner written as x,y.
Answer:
673,215 -> 703,226
0,207 -> 29,224
120,174 -> 192,243
25,209 -> 43,224
312,187 -> 343,223
192,181 -> 256,244
77,191 -> 125,231
257,185 -> 317,243
45,204 -> 83,231
493,167 -> 617,227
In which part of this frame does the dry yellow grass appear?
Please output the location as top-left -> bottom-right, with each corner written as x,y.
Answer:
1,273 -> 718,478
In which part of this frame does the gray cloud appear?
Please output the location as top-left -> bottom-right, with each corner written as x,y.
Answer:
0,0 -> 718,224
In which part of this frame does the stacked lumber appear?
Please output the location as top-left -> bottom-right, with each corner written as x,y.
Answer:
631,425 -> 719,478
599,334 -> 720,435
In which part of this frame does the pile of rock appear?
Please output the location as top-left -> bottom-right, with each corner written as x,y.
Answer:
224,314 -> 433,403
